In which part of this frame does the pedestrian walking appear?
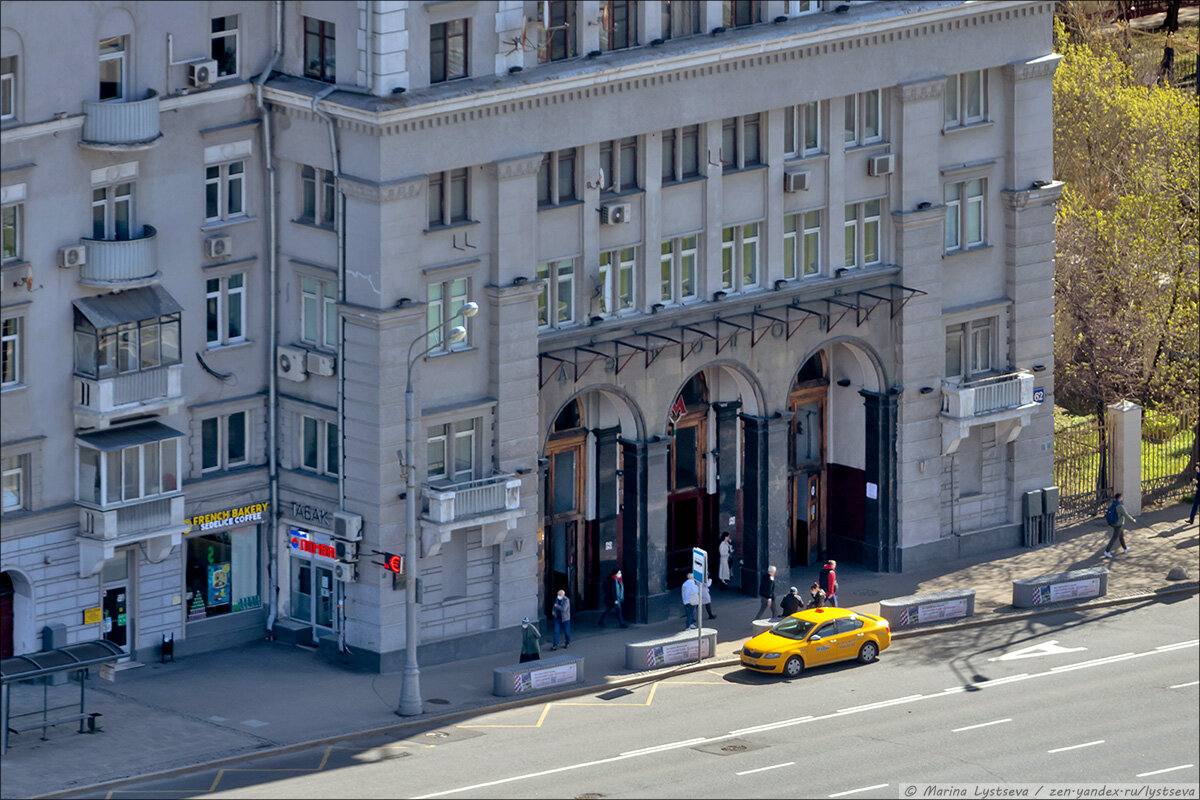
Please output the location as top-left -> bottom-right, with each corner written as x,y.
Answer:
806,582 -> 828,609
519,616 -> 541,663
753,565 -> 777,621
1103,492 -> 1137,558
598,568 -> 629,628
681,573 -> 701,630
819,559 -> 839,606
1188,463 -> 1199,525
702,577 -> 717,620
718,533 -> 734,588
551,589 -> 571,650
780,586 -> 803,616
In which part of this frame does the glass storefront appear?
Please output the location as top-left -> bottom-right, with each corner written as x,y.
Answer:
185,527 -> 260,621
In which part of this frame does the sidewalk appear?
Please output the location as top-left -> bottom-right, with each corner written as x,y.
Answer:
3,503 -> 1196,799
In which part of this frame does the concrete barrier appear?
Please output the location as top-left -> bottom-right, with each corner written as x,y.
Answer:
492,654 -> 585,697
1013,567 -> 1108,608
879,588 -> 976,629
625,628 -> 717,671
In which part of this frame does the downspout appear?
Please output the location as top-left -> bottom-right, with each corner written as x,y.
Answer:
256,0 -> 283,638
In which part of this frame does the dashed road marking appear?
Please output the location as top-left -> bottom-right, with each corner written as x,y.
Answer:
736,761 -> 795,776
1048,739 -> 1104,753
829,783 -> 889,797
952,718 -> 1012,732
1137,764 -> 1194,777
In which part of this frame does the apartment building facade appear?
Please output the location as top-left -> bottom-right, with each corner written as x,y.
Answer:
1,0 -> 1061,670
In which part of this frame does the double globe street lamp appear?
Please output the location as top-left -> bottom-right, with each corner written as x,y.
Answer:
397,300 -> 479,717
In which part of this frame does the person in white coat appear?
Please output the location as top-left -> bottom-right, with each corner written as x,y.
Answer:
718,533 -> 733,588
702,577 -> 717,620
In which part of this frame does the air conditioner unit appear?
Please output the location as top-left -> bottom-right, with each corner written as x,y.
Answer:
277,346 -> 309,382
335,538 -> 359,563
599,201 -> 632,225
306,351 -> 336,377
783,169 -> 811,192
332,561 -> 357,583
868,153 -> 895,177
59,244 -> 87,269
206,235 -> 232,259
333,511 -> 363,542
189,60 -> 218,88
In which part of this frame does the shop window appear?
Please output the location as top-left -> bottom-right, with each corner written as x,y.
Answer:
186,528 -> 261,620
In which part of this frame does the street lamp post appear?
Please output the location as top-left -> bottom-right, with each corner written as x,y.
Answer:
398,301 -> 478,717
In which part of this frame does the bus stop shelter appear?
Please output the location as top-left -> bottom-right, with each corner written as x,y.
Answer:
1,639 -> 124,755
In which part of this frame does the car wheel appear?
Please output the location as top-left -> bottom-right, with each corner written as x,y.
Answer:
783,655 -> 805,678
858,641 -> 879,663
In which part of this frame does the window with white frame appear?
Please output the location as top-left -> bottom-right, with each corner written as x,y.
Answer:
723,0 -> 762,28
1,316 -> 20,388
2,201 -> 20,262
599,248 -> 636,315
721,114 -> 761,170
73,310 -> 181,378
1,55 -> 16,121
599,0 -> 638,51
599,137 -> 638,194
537,0 -> 577,63
944,178 -> 985,252
945,317 -> 998,378
205,161 -> 246,222
843,200 -> 881,268
299,165 -> 335,228
427,420 -> 476,482
945,70 -> 987,128
661,125 -> 701,183
662,0 -> 702,39
201,410 -> 248,472
211,15 -> 239,78
300,275 -> 337,350
721,222 -> 760,291
92,181 -> 134,241
430,18 -> 469,83
76,436 -> 181,507
538,149 -> 576,206
784,101 -> 822,158
843,89 -> 883,146
660,235 -> 698,304
787,0 -> 819,14
427,277 -> 471,352
428,167 -> 469,227
206,274 -> 246,347
98,36 -> 126,100
300,415 -> 338,477
2,454 -> 26,512
784,210 -> 821,280
536,258 -> 576,329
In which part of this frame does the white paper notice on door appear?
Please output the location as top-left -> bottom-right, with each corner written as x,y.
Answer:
866,482 -> 878,499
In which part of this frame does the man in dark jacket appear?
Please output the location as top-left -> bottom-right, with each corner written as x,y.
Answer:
779,586 -> 803,616
598,568 -> 628,628
753,565 -> 777,621
819,560 -> 839,606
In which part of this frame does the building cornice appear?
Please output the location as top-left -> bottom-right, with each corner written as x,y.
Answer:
339,172 -> 424,203
1005,52 -> 1063,82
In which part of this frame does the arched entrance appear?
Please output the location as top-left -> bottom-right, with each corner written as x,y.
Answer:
1,572 -> 13,659
788,353 -> 828,567
544,399 -> 587,618
666,373 -> 709,590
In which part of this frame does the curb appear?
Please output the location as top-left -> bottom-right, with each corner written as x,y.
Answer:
34,581 -> 1200,799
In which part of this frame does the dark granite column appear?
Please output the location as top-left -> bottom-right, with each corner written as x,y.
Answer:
861,388 -> 899,572
594,426 -> 620,599
739,415 -> 769,596
713,400 -> 742,584
620,436 -> 672,623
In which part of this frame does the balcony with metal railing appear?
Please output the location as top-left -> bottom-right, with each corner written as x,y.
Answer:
420,473 -> 523,557
79,225 -> 159,287
940,370 -> 1038,454
80,91 -> 163,150
74,362 -> 184,430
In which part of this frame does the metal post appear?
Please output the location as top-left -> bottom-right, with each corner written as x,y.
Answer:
398,377 -> 422,716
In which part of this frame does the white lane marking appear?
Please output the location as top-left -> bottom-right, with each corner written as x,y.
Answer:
829,784 -> 889,797
1137,764 -> 1194,777
988,640 -> 1087,661
952,718 -> 1012,733
729,716 -> 813,736
619,738 -> 706,757
1050,653 -> 1137,673
1169,680 -> 1199,689
1048,740 -> 1105,753
415,641 -> 1198,799
837,694 -> 924,713
735,761 -> 795,776
973,673 -> 1030,688
1157,639 -> 1200,651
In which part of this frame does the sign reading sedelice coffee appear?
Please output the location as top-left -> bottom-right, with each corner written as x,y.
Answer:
187,502 -> 270,532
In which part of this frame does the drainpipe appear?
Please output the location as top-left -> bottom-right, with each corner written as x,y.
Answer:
255,0 -> 283,638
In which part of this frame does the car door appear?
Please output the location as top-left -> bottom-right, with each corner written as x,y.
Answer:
804,621 -> 840,665
831,616 -> 866,662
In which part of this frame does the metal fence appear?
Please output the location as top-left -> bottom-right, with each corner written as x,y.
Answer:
1054,414 -> 1111,522
1141,405 -> 1199,505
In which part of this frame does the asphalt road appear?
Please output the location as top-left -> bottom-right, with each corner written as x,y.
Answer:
82,596 -> 1200,799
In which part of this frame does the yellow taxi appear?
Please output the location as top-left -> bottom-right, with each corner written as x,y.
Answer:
740,607 -> 891,677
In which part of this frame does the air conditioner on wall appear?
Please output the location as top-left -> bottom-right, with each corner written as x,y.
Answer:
189,60 -> 218,88
306,351 -> 336,377
332,561 -> 357,583
59,244 -> 87,269
784,169 -> 811,192
276,346 -> 309,382
868,153 -> 895,177
599,201 -> 632,225
206,235 -> 232,259
333,511 -> 363,542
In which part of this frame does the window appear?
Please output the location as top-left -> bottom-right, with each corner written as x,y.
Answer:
300,416 -> 339,477
211,15 -> 239,78
720,114 -> 760,171
2,201 -> 20,262
945,70 -> 987,127
430,18 -> 468,83
427,277 -> 471,352
206,274 -> 246,347
77,437 -> 181,506
599,1 -> 637,51
599,137 -> 638,194
843,200 -> 881,269
788,0 -> 819,14
721,222 -> 760,292
201,410 -> 248,472
303,17 -> 336,83
538,149 -> 576,206
92,181 -> 134,241
945,318 -> 997,378
73,310 -> 181,379
784,210 -> 821,280
661,125 -> 700,183
300,276 -> 337,350
299,165 -> 335,228
843,90 -> 883,146
599,248 -> 636,315
427,420 -> 476,482
944,178 -> 985,252
98,36 -> 126,100
660,235 -> 698,304
1,317 -> 19,387
536,258 -> 576,329
428,167 -> 469,227
662,0 -> 702,39
2,454 -> 25,511
538,1 -> 577,63
205,161 -> 246,222
784,101 -> 822,158
723,0 -> 762,27
1,55 -> 15,121
186,528 -> 260,619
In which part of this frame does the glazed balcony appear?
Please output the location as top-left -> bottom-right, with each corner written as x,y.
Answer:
80,91 -> 163,150
74,363 -> 184,429
940,370 -> 1037,454
80,225 -> 159,287
420,473 -> 523,557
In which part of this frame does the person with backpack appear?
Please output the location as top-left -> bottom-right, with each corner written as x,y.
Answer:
819,559 -> 839,606
1104,492 -> 1136,558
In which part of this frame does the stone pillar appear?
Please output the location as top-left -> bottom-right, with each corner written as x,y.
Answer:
713,401 -> 741,559
1108,400 -> 1143,516
739,414 -> 790,594
621,437 -> 671,623
594,426 -> 620,583
862,389 -> 900,572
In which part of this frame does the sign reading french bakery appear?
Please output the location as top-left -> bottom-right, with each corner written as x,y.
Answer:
187,502 -> 270,532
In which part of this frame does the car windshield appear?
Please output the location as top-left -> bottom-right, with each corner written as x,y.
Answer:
770,617 -> 817,640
